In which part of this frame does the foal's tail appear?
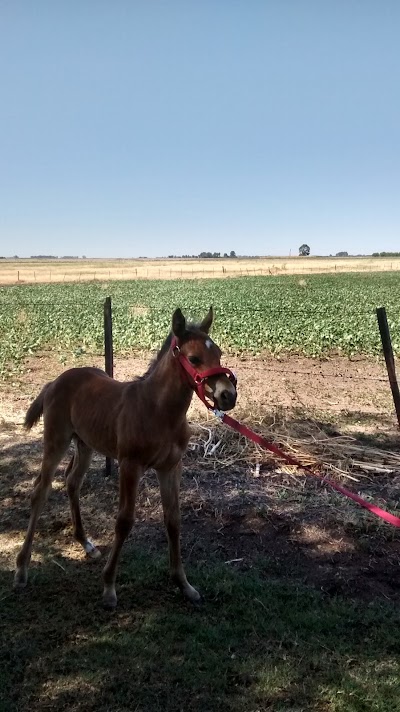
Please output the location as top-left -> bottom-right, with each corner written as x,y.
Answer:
24,383 -> 51,430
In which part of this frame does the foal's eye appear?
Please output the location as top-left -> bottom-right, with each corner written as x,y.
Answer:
188,355 -> 201,366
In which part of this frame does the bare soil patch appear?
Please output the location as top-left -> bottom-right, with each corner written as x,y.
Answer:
0,350 -> 395,427
1,352 -> 399,606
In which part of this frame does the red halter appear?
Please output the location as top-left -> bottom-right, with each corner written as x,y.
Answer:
170,336 -> 237,410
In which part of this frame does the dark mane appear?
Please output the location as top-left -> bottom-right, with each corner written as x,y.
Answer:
139,332 -> 173,380
140,321 -> 205,380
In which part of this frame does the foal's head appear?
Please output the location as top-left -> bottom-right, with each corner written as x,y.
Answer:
171,307 -> 237,412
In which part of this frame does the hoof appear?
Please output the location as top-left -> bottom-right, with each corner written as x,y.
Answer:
191,594 -> 204,607
102,587 -> 117,610
86,547 -> 101,560
103,596 -> 117,611
183,585 -> 203,606
84,541 -> 102,560
14,569 -> 28,590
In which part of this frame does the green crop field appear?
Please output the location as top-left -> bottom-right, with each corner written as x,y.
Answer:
1,272 -> 400,377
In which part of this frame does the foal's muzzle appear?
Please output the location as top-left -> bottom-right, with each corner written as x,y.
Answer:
206,375 -> 237,412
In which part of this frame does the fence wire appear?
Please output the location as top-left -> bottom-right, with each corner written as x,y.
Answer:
0,297 -> 399,388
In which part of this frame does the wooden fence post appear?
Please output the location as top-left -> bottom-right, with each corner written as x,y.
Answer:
104,296 -> 114,475
376,307 -> 400,429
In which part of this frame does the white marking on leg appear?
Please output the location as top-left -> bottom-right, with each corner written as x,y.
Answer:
84,539 -> 96,554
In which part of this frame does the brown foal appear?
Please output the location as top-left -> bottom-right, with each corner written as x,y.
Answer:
14,307 -> 237,609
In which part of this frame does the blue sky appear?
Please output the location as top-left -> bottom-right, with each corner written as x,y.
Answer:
1,1 -> 399,258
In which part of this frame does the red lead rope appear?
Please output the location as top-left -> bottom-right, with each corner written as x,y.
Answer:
219,412 -> 400,528
172,340 -> 400,527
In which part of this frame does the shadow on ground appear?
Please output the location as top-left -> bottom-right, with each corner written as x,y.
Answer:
1,415 -> 400,712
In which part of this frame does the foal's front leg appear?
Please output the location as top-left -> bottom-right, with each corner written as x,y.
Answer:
102,458 -> 142,609
157,462 -> 201,604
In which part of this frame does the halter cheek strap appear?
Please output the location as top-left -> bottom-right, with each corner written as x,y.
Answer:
170,337 -> 237,409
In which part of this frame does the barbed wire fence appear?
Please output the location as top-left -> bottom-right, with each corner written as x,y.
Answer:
100,299 -> 400,429
1,295 -> 400,427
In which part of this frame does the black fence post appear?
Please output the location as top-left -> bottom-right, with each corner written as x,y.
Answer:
376,306 -> 400,430
104,296 -> 114,475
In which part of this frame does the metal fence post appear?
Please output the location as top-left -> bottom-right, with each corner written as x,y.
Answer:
376,307 -> 400,429
104,296 -> 114,474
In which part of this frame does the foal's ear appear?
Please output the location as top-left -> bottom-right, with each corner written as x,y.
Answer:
200,306 -> 213,333
172,308 -> 186,338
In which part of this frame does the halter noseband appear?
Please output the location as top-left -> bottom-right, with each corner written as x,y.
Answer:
170,336 -> 237,410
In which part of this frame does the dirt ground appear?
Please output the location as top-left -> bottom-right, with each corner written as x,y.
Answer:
1,352 -> 400,605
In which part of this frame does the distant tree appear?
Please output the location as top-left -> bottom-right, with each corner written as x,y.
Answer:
298,244 -> 310,256
229,250 -> 237,258
335,251 -> 348,257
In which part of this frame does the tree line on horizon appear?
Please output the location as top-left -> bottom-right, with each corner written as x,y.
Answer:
2,250 -> 400,260
167,251 -> 237,258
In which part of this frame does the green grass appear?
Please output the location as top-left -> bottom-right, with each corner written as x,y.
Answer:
1,551 -> 399,712
1,272 -> 400,377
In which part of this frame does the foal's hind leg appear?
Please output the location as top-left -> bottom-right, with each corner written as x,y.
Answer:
102,458 -> 142,609
14,435 -> 70,589
65,438 -> 100,559
157,463 -> 201,604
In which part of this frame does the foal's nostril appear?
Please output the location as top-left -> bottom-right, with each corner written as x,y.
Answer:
219,389 -> 236,410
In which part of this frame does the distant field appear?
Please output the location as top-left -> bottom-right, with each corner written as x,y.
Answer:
1,271 -> 400,377
1,256 -> 400,284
